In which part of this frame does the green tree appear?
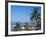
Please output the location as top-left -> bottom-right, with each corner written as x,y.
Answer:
30,8 -> 40,20
30,7 -> 41,30
15,23 -> 21,31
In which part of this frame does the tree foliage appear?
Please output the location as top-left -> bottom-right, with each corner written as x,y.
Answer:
30,7 -> 41,30
15,23 -> 21,31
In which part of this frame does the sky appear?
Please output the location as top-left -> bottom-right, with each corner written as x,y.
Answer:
11,5 -> 41,25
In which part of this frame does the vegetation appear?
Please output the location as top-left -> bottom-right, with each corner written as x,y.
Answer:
15,23 -> 22,31
30,7 -> 41,30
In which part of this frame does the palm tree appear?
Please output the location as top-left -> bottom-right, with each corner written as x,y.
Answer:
30,7 -> 41,30
30,8 -> 40,20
